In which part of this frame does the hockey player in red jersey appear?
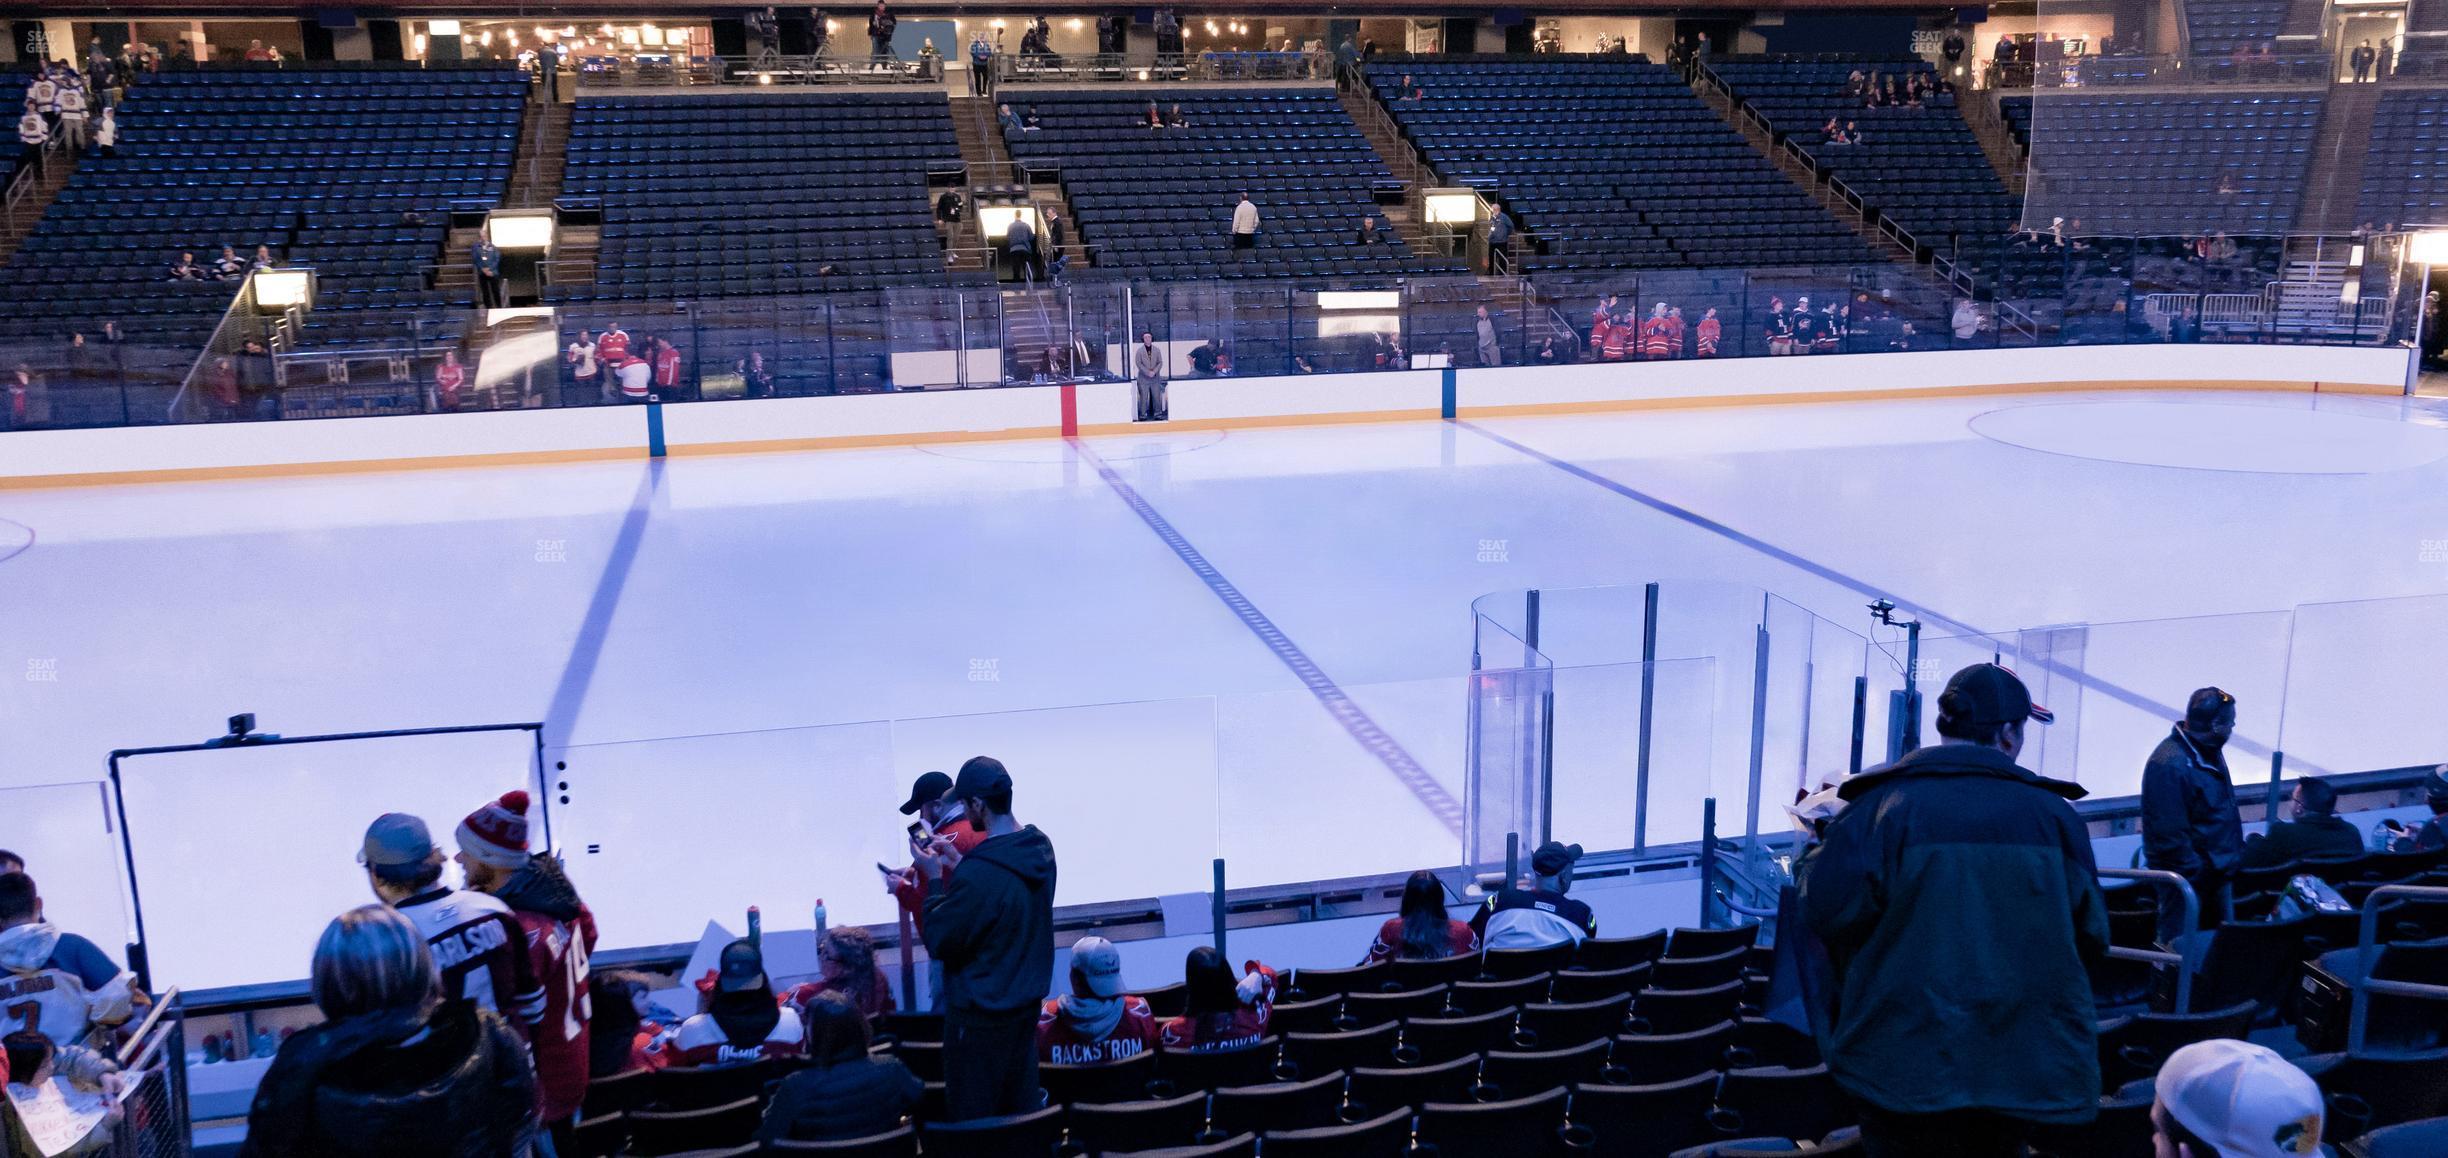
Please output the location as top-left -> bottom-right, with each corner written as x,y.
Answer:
455,790 -> 599,1131
1696,307 -> 1722,357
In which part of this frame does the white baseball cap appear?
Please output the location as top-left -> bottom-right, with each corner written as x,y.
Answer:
2156,1039 -> 2325,1158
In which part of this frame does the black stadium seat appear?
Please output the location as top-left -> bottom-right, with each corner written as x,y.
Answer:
917,1104 -> 1068,1158
1568,1073 -> 1723,1156
1414,1086 -> 1575,1158
1207,1068 -> 1349,1136
1066,1089 -> 1211,1153
624,1097 -> 764,1156
766,1125 -> 922,1155
1260,1106 -> 1414,1158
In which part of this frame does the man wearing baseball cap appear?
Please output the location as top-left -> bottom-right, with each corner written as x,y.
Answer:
887,770 -> 990,1002
1036,936 -> 1160,1066
2151,1039 -> 2325,1158
2143,688 -> 2245,943
915,756 -> 1057,1120
361,812 -> 544,1027
1798,664 -> 2108,1157
1470,840 -> 1597,951
2399,765 -> 2448,853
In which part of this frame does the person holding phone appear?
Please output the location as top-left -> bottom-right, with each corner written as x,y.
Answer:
915,757 -> 1057,1120
886,771 -> 987,1010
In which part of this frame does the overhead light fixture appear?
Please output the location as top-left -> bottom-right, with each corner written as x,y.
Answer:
2410,230 -> 2448,266
251,268 -> 316,312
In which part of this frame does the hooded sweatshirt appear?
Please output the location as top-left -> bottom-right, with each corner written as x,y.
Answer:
921,825 -> 1057,1023
0,923 -> 134,1049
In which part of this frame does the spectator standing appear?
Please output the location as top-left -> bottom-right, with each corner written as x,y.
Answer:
1043,205 -> 1068,255
756,992 -> 921,1144
453,791 -> 596,1136
1696,307 -> 1722,356
1952,298 -> 1983,345
240,905 -> 538,1157
650,336 -> 684,396
867,2 -> 898,65
91,108 -> 115,159
433,349 -> 468,411
2142,688 -> 2243,941
0,873 -> 136,1049
4,363 -> 46,430
54,84 -> 86,154
739,351 -> 775,399
1230,194 -> 1259,251
1362,870 -> 1478,964
665,940 -> 806,1066
1485,213 -> 1513,272
885,770 -> 989,1011
614,355 -> 652,402
238,338 -> 277,419
565,330 -> 603,403
1472,841 -> 1596,949
2150,1039 -> 2325,1158
1038,936 -> 1160,1064
1798,664 -> 2106,1158
2240,776 -> 2365,869
915,756 -> 1058,1120
17,108 -> 49,175
1004,212 -> 1043,283
1475,306 -> 1501,366
1158,947 -> 1276,1053
968,31 -> 994,95
2352,40 -> 2375,83
358,813 -> 546,1028
1133,332 -> 1167,422
472,233 -> 504,309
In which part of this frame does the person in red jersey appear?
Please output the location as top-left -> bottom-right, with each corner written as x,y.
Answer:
1038,936 -> 1159,1065
593,322 -> 632,365
1640,302 -> 1673,360
1158,947 -> 1276,1053
665,941 -> 805,1067
1666,307 -> 1688,359
1362,870 -> 1478,964
454,790 -> 597,1134
1696,307 -> 1722,357
434,349 -> 467,411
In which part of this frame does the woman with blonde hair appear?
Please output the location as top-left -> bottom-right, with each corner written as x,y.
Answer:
241,905 -> 538,1157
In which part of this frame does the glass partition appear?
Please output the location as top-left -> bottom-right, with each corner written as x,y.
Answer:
1219,675 -> 1472,889
2280,596 -> 2448,779
12,241 -> 2414,434
1547,658 -> 1719,853
0,782 -> 130,955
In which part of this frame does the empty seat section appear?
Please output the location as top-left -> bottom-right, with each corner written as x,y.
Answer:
2020,89 -> 2321,235
2360,89 -> 2448,226
1002,88 -> 1457,281
1364,56 -> 1878,273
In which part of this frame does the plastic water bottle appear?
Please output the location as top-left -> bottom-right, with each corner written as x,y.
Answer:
747,905 -> 762,948
814,898 -> 828,940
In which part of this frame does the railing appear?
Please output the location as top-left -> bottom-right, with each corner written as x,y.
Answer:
2348,885 -> 2448,1053
96,987 -> 189,1158
2099,868 -> 2199,1013
574,52 -> 940,88
2002,51 -> 2334,89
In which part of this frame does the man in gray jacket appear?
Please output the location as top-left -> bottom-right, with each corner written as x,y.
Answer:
1133,332 -> 1167,421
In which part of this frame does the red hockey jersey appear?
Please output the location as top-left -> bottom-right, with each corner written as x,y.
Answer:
1037,995 -> 1161,1065
511,902 -> 598,1123
1158,962 -> 1277,1054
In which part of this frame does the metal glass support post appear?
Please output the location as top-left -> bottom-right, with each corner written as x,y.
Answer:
1849,675 -> 1868,776
1212,858 -> 1228,961
1635,582 -> 1659,853
1746,626 -> 1770,845
1699,798 -> 1719,927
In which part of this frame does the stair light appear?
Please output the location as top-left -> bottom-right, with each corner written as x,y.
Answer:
251,268 -> 315,312
2408,231 -> 2448,266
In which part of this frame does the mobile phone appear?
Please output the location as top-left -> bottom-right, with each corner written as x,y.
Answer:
907,819 -> 932,847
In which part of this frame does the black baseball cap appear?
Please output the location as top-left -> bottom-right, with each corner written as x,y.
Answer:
1940,663 -> 2054,726
2185,688 -> 2237,729
952,755 -> 1012,799
1530,841 -> 1584,877
899,771 -> 953,816
717,939 -> 766,993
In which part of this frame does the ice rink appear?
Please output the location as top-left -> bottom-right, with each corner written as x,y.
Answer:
8,387 -> 2448,988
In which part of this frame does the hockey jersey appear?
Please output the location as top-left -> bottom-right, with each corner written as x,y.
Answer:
1037,995 -> 1160,1065
0,923 -> 134,1049
662,1007 -> 806,1068
492,859 -> 599,1125
1696,317 -> 1722,356
1471,887 -> 1597,951
1158,963 -> 1277,1054
393,887 -> 544,1027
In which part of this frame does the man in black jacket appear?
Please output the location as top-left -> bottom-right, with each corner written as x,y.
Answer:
2239,776 -> 2364,869
1800,664 -> 2106,1158
917,756 -> 1057,1120
2141,688 -> 2242,942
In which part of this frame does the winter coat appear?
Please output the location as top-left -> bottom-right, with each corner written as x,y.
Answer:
2239,813 -> 2365,869
921,826 -> 1057,1023
755,1055 -> 922,1143
2141,726 -> 2244,883
1797,741 -> 2109,1124
239,1000 -> 538,1157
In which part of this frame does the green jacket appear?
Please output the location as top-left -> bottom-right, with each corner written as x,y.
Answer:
1797,742 -> 2110,1123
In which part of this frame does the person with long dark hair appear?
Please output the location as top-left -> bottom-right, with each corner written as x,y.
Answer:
664,941 -> 804,1067
779,927 -> 895,1028
1361,870 -> 1479,964
586,971 -> 670,1078
1157,946 -> 1276,1053
756,993 -> 922,1144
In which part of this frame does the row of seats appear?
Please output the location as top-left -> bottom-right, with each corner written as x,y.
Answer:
1004,89 -> 1455,282
2020,91 -> 2322,235
557,93 -> 963,303
0,65 -> 526,350
2360,89 -> 2448,225
1363,58 -> 1880,273
1710,55 -> 2021,281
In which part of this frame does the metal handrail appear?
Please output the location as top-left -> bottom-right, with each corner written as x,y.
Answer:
113,986 -> 181,1069
2348,884 -> 2448,1054
2100,868 -> 2200,1013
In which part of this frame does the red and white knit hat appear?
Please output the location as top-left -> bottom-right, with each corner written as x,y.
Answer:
456,790 -> 532,869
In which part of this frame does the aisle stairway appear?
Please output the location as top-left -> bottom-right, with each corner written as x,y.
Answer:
2297,82 -> 2381,232
0,148 -> 77,267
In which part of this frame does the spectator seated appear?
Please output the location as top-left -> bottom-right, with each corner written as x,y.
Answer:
1710,55 -> 2018,280
1365,56 -> 1878,272
1001,89 -> 1455,281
